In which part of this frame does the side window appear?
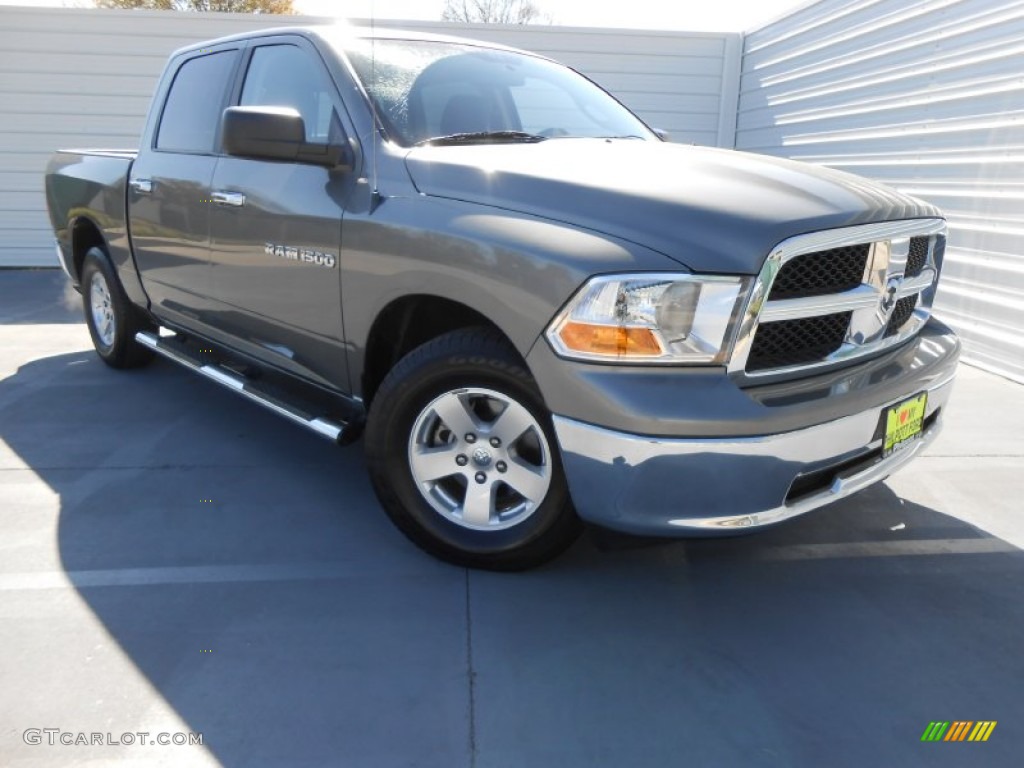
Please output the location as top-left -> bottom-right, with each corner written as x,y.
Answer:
240,45 -> 341,144
156,51 -> 235,153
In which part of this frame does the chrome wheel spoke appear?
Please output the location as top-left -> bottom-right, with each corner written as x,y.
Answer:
431,394 -> 479,439
489,401 -> 534,446
461,482 -> 494,526
410,444 -> 461,483
501,458 -> 548,504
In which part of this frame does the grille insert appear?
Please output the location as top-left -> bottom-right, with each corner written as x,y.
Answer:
770,244 -> 870,299
747,312 -> 852,372
906,237 -> 929,277
885,295 -> 918,337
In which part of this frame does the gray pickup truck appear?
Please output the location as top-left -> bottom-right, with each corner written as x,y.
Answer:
45,25 -> 959,569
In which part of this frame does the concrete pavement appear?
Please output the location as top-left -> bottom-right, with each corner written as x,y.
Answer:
1,269 -> 1022,767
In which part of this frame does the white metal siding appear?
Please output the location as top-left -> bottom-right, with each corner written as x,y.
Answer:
0,7 -> 330,269
737,0 -> 1024,382
0,6 -> 739,269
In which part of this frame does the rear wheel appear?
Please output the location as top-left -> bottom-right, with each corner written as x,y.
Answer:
81,247 -> 154,369
365,328 -> 581,570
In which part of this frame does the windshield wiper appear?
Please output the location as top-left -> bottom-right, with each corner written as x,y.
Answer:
415,131 -> 547,147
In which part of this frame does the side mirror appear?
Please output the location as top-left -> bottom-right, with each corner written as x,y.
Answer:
653,128 -> 671,142
222,106 -> 350,169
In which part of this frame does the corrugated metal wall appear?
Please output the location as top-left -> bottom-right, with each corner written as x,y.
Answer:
0,6 -> 740,268
737,0 -> 1024,382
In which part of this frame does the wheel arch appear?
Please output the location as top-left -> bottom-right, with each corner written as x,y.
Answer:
70,216 -> 110,282
361,294 -> 524,407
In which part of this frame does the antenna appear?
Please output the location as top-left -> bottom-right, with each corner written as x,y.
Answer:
369,0 -> 381,211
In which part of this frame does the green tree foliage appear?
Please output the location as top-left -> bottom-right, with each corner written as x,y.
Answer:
441,0 -> 544,25
96,0 -> 295,13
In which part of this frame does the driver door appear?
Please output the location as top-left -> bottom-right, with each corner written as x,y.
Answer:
207,39 -> 356,392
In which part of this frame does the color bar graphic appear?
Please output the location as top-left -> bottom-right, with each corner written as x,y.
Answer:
969,722 -> 997,742
921,721 -> 996,742
944,721 -> 972,741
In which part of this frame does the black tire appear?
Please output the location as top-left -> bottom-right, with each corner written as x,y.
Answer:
81,247 -> 154,369
365,328 -> 582,570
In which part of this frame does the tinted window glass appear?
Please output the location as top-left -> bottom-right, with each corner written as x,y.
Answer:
510,77 -> 618,136
342,39 -> 654,146
156,51 -> 235,153
240,45 -> 341,143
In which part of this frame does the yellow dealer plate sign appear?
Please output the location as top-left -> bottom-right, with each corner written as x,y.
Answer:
883,392 -> 928,457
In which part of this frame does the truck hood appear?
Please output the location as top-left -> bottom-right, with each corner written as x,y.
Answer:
404,140 -> 939,274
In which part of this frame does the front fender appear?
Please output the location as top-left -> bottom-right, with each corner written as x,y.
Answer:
340,195 -> 680,396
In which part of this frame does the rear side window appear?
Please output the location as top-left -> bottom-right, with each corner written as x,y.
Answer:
156,51 -> 235,153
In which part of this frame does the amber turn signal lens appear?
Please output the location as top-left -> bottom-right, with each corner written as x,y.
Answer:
558,321 -> 663,357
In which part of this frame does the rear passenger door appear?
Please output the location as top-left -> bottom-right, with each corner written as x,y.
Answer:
128,47 -> 240,330
207,39 -> 355,393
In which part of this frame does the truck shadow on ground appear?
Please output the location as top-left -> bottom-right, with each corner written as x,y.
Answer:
2,348 -> 1022,767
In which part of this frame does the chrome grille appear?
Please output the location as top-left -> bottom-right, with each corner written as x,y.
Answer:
932,234 -> 946,268
885,295 -> 918,337
906,237 -> 929,277
770,244 -> 870,299
747,312 -> 852,372
730,219 -> 946,378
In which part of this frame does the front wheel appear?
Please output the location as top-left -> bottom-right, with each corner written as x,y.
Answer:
365,328 -> 581,570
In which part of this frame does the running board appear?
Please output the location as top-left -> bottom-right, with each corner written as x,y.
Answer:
135,330 -> 347,443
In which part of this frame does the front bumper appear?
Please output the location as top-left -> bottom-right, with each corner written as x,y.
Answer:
545,319 -> 959,536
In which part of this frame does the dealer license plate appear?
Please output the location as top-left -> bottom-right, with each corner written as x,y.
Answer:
883,392 -> 928,457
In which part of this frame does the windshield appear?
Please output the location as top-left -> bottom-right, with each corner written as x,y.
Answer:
339,38 -> 656,147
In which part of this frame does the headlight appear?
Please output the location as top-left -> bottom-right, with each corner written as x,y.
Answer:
546,273 -> 750,364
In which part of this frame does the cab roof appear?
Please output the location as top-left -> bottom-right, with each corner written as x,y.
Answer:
172,24 -> 538,60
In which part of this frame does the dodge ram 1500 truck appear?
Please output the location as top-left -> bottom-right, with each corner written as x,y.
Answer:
45,26 -> 960,570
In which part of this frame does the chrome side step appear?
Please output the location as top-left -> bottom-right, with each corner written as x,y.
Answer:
135,330 -> 347,443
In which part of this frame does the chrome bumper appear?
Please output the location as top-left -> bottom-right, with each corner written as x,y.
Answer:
553,373 -> 954,536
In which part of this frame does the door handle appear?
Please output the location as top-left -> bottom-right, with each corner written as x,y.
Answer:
212,191 -> 246,208
130,178 -> 153,194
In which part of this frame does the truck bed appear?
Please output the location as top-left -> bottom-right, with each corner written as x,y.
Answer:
44,148 -> 137,289
57,148 -> 138,160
